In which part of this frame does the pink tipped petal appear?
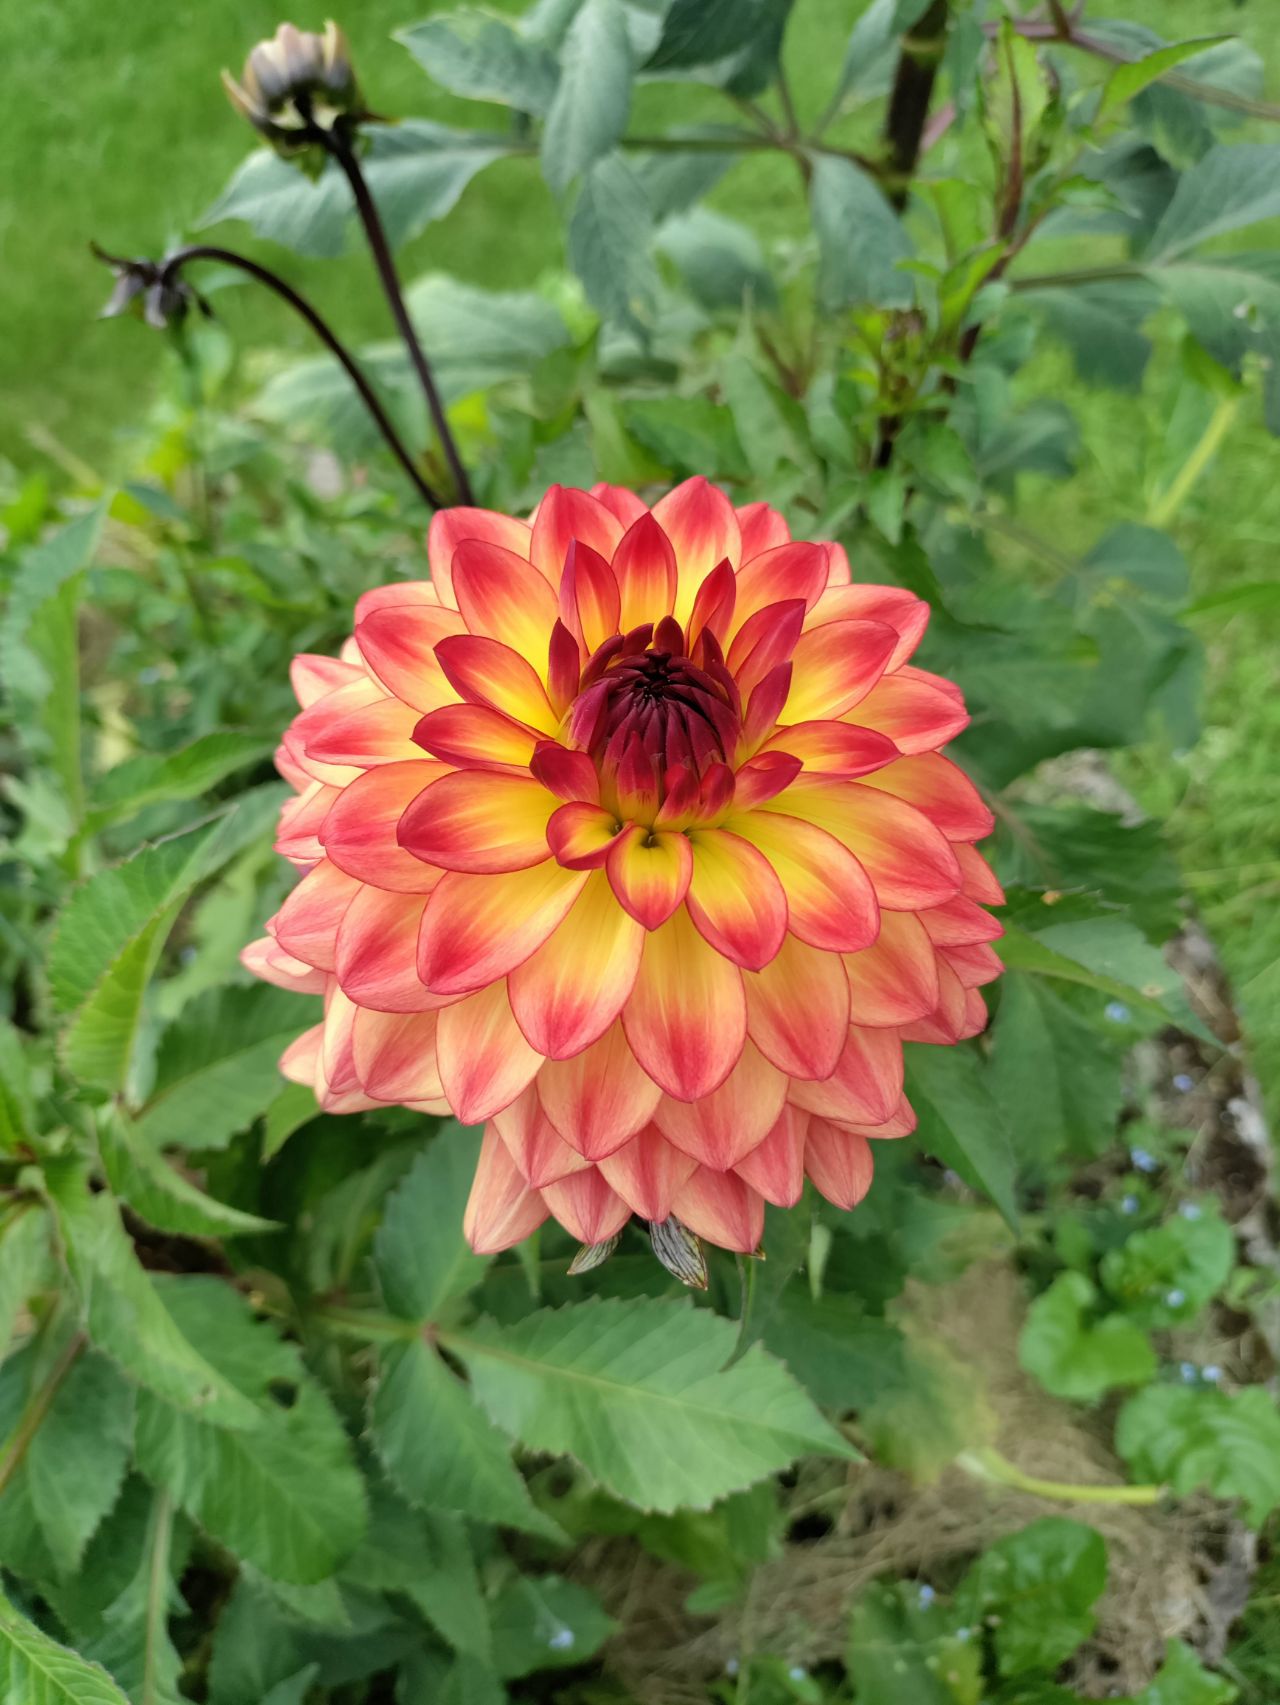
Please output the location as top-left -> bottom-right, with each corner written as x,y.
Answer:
434,634 -> 558,734
321,986 -> 361,1096
276,781 -> 339,866
845,910 -> 941,1027
606,824 -> 693,930
727,812 -> 879,954
652,478 -> 742,624
428,508 -> 534,606
685,829 -> 787,971
941,940 -> 1004,989
806,583 -> 929,671
766,779 -> 962,911
729,542 -> 829,639
531,744 -> 600,804
899,960 -> 970,1045
612,513 -> 678,631
822,542 -> 852,586
736,501 -> 791,559
736,1105 -> 808,1207
547,801 -> 627,869
854,665 -> 969,754
464,1127 -> 550,1253
671,1168 -> 764,1254
508,871 -> 645,1059
725,599 -> 806,698
398,770 -> 555,874
622,907 -> 746,1102
789,1025 -> 905,1128
352,1008 -> 443,1102
436,981 -> 543,1124
273,860 -> 361,970
859,753 -> 994,841
804,1121 -> 874,1211
732,751 -> 803,811
320,760 -> 449,893
591,483 -> 649,527
957,843 -> 1006,906
279,1023 -> 322,1092
560,540 -> 621,653
493,1088 -> 591,1188
541,1169 -> 633,1245
921,895 -> 1004,947
743,933 -> 850,1080
536,1023 -> 662,1160
355,604 -> 466,712
354,580 -> 440,621
451,538 -> 561,664
686,558 -> 737,652
301,690 -> 422,767
783,620 -> 898,723
654,1040 -> 788,1171
762,720 -> 898,778
418,863 -> 588,995
291,654 -> 362,709
598,1126 -> 698,1223
241,937 -> 327,996
412,702 -> 541,772
335,887 -> 454,1013
530,486 -> 625,584
846,1097 -> 917,1141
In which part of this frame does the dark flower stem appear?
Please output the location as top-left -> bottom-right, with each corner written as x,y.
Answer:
157,244 -> 446,509
883,0 -> 951,210
325,127 -> 475,506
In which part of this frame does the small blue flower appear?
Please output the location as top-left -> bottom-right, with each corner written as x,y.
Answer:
1203,1364 -> 1222,1383
1130,1147 -> 1157,1173
918,1584 -> 936,1607
1172,1073 -> 1194,1093
789,1666 -> 809,1682
725,1658 -> 740,1678
1179,1202 -> 1202,1221
547,1627 -> 575,1652
1166,1289 -> 1187,1310
1179,1361 -> 1197,1382
1121,1194 -> 1140,1215
1105,1001 -> 1131,1024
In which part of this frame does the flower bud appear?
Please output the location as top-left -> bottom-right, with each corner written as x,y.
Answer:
221,21 -> 362,158
91,244 -> 210,331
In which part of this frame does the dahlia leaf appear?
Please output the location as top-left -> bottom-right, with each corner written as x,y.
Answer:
988,974 -> 1125,1167
810,155 -> 913,312
446,1296 -> 855,1513
904,1044 -> 1019,1227
98,1110 -> 281,1240
1129,1640 -> 1237,1705
1147,143 -> 1280,262
1018,1272 -> 1156,1402
488,1574 -> 615,1678
396,1651 -> 507,1705
0,1017 -> 35,1153
1099,1205 -> 1234,1328
0,1592 -> 131,1705
567,153 -> 659,331
730,1203 -> 809,1364
845,1579 -> 983,1705
135,983 -> 317,1154
21,1348 -> 135,1580
1116,1384 -> 1280,1528
374,1127 -> 489,1322
83,732 -> 273,835
396,12 -> 560,114
956,1517 -> 1107,1676
540,0 -> 633,196
132,1278 -> 368,1583
0,1207 -> 54,1363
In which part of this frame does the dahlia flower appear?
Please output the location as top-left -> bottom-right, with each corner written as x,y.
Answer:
243,480 -> 1004,1276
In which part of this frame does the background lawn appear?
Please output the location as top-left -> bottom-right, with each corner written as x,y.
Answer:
2,0 -> 1277,1104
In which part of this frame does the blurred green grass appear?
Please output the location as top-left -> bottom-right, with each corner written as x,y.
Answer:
2,0 -> 1277,1101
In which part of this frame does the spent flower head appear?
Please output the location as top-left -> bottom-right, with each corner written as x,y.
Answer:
222,21 -> 365,162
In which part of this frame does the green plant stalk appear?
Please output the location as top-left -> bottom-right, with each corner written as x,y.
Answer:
142,1488 -> 174,1705
958,1446 -> 1164,1506
1148,395 -> 1242,530
0,1329 -> 86,1500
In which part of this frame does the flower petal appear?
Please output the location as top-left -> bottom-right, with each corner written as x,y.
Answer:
729,542 -> 829,641
591,482 -> 649,527
508,870 -> 645,1059
765,779 -> 962,910
783,620 -> 898,723
805,582 -> 929,671
334,886 -> 456,1012
530,486 -> 624,583
598,1126 -> 697,1223
652,478 -> 742,624
436,981 -> 543,1124
854,665 -> 968,754
804,1120 -> 874,1210
433,634 -> 558,734
761,720 -> 898,778
622,906 -> 746,1101
493,1087 -> 590,1188
464,1126 -> 549,1253
412,702 -> 541,772
845,909 -> 941,1027
686,828 -> 787,971
418,863 -> 588,995
726,811 -> 878,953
920,895 -> 1004,947
957,843 -> 1005,906
299,688 -> 422,767
320,760 -> 449,893
547,801 -> 627,870
671,1168 -> 764,1254
291,653 -> 361,708
744,932 -> 850,1079
352,1008 -> 443,1102
451,538 -> 561,665
606,824 -> 693,929
535,1023 -> 662,1160
241,937 -> 327,996
559,539 -> 621,653
735,1106 -> 807,1207
540,1169 -> 633,1245
273,859 -> 360,969
789,1025 -> 904,1127
654,1040 -> 787,1171
428,507 -> 534,606
398,770 -> 555,874
859,753 -> 993,841
612,512 -> 678,632
736,501 -> 790,559
355,604 -> 466,712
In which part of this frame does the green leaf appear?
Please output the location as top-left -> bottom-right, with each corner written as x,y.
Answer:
0,1019 -> 35,1154
133,1278 -> 367,1581
1148,144 -> 1280,261
99,1111 -> 280,1240
396,1650 -> 507,1705
25,1349 -> 135,1577
1100,1207 -> 1235,1329
261,1082 -> 319,1160
48,795 -> 281,1092
657,209 -> 776,314
448,1297 -> 854,1513
995,918 -> 1203,1035
541,0 -> 633,195
201,123 -> 513,257
810,155 -> 912,311
957,1517 -> 1107,1676
824,0 -> 935,115
1019,1272 -> 1157,1402
370,1339 -> 563,1541
988,975 -> 1125,1168
845,1580 -> 983,1705
84,733 -> 273,834
396,12 -> 559,113
1099,38 -> 1229,122
731,1203 -> 809,1365
136,982 -> 315,1153
375,1126 -> 488,1321
567,153 -> 658,330
1131,1640 -> 1237,1705
1116,1384 -> 1280,1527
0,1590 -> 131,1704
621,396 -> 749,481
905,1044 -> 1018,1227
0,1208 -> 53,1360
489,1574 -> 614,1677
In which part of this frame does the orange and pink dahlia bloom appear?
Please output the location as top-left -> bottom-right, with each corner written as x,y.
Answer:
243,479 -> 1004,1263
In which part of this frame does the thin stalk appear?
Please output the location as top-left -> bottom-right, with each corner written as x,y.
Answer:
142,1489 -> 174,1705
156,245 -> 444,509
883,0 -> 951,210
958,1446 -> 1164,1506
0,1330 -> 86,1499
1147,394 -> 1241,529
326,127 -> 474,506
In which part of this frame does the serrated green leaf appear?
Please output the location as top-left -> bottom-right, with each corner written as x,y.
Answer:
1116,1384 -> 1280,1527
541,0 -> 632,195
905,1044 -> 1018,1227
988,974 -> 1125,1168
99,1110 -> 280,1240
810,155 -> 912,311
25,1349 -> 135,1577
0,1589 -> 131,1704
371,1340 -> 562,1541
448,1297 -> 854,1513
1019,1272 -> 1156,1402
1100,1207 -> 1234,1329
133,1278 -> 367,1582
397,11 -> 559,113
1148,143 -> 1280,261
567,153 -> 658,331
402,1512 -> 492,1660
489,1574 -> 614,1677
136,982 -> 315,1153
958,1518 -> 1107,1675
1099,38 -> 1228,122
84,733 -> 273,834
845,1579 -> 983,1705
1132,1640 -> 1237,1705
0,1207 -> 53,1359
375,1127 -> 487,1322
0,1018 -> 34,1154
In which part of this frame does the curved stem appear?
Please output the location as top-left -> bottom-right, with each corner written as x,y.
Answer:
158,244 -> 444,509
958,1446 -> 1164,1506
326,129 -> 475,506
